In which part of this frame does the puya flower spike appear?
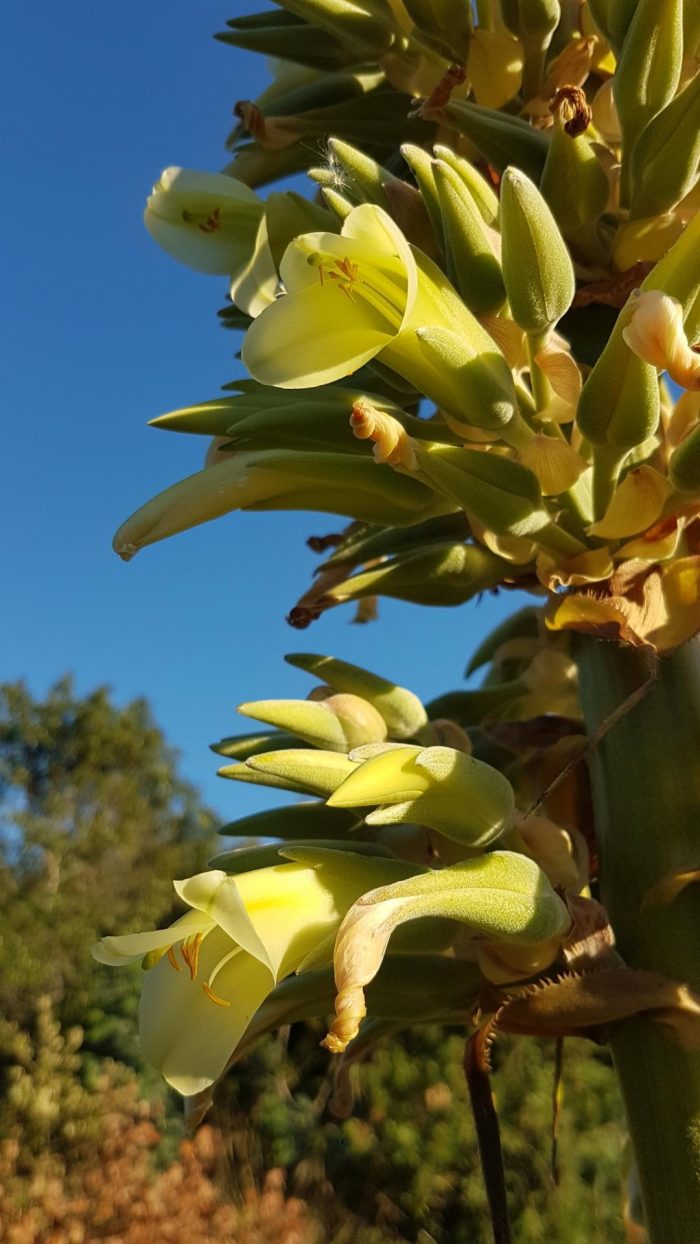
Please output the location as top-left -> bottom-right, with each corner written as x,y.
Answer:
92,853 -> 424,1096
327,743 -> 515,846
322,851 -> 571,1051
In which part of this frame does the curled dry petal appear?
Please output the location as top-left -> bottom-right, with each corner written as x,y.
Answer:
350,400 -> 418,470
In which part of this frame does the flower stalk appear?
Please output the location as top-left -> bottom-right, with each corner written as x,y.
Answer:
575,634 -> 700,1242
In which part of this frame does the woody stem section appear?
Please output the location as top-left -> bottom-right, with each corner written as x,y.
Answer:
574,635 -> 700,1244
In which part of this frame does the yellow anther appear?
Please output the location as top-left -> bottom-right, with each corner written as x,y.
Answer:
180,932 -> 203,981
167,945 -> 182,973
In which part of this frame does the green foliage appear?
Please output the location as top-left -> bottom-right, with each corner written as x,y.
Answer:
0,677 -> 216,1056
218,1023 -> 626,1243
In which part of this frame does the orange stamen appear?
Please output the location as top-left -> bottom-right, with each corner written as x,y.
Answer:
199,207 -> 222,234
167,946 -> 182,973
180,932 -> 204,981
202,982 -> 231,1007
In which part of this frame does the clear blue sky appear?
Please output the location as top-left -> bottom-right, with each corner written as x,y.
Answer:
3,1 -> 528,819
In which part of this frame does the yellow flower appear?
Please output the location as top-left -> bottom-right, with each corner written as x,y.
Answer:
92,863 -> 383,1096
241,203 -> 515,426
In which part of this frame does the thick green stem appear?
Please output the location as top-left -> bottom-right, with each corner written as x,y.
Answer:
574,635 -> 700,1244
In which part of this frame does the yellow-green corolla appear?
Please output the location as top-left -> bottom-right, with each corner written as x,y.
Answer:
144,167 -> 277,315
241,203 -> 516,426
92,862 -> 369,1096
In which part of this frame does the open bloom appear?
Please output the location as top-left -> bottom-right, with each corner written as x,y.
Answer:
92,863 -> 373,1096
241,203 -> 517,428
144,167 -> 277,315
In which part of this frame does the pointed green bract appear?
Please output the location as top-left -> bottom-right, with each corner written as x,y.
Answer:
321,540 -> 512,608
433,160 -> 505,314
442,101 -> 550,183
284,653 -> 428,738
216,801 -> 363,840
328,744 -> 515,846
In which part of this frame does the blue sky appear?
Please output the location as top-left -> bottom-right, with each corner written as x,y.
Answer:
3,0 -> 528,819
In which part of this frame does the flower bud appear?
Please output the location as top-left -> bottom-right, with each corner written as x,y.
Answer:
285,652 -> 427,739
215,800 -> 363,844
215,13 -> 349,67
321,138 -> 392,209
322,186 -> 355,220
576,308 -> 660,449
412,442 -> 552,538
328,743 -> 515,845
500,168 -> 576,334
432,145 -> 500,226
276,0 -> 396,52
613,0 -> 683,154
237,693 -> 388,752
112,447 -> 446,560
433,160 -> 505,314
629,73 -> 700,218
233,749 -> 361,797
399,144 -> 446,250
500,0 -> 560,39
413,328 -> 523,439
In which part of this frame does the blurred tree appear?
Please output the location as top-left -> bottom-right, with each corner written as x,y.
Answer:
217,1022 -> 626,1243
0,677 -> 216,1060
